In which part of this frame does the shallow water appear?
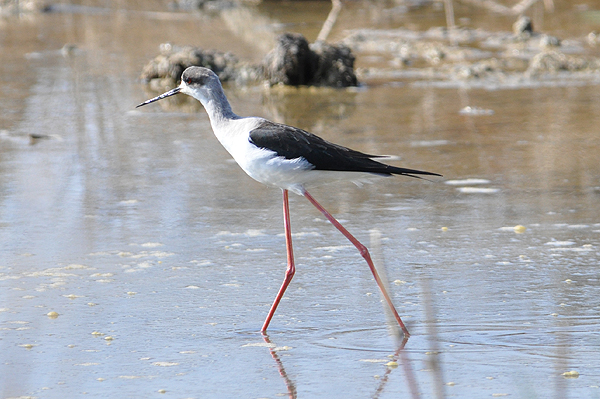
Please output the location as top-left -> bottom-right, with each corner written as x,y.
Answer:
1,1 -> 600,398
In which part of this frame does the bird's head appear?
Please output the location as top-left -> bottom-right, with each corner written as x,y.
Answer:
136,66 -> 221,108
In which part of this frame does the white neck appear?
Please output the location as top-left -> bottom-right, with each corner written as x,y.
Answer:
192,84 -> 240,131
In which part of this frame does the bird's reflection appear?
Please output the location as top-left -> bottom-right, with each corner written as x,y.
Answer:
262,333 -> 297,399
261,332 -> 424,399
372,336 -> 411,399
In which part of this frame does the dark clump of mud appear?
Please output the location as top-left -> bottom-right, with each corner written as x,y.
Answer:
262,33 -> 315,86
140,33 -> 357,90
263,33 -> 357,87
310,40 -> 357,87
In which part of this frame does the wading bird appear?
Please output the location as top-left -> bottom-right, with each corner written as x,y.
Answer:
137,66 -> 440,336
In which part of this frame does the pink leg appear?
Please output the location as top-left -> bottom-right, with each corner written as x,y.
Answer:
303,190 -> 410,337
261,189 -> 296,332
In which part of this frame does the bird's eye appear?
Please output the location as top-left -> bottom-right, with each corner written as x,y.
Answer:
186,78 -> 192,85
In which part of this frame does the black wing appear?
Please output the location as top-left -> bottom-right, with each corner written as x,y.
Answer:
248,120 -> 441,177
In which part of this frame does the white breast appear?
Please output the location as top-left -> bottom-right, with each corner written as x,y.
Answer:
209,117 -> 314,194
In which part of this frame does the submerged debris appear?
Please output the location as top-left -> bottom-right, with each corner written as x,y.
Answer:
141,33 -> 357,90
140,43 -> 260,88
0,0 -> 47,15
513,225 -> 527,234
562,370 -> 580,378
342,15 -> 600,88
527,51 -> 600,75
141,13 -> 600,91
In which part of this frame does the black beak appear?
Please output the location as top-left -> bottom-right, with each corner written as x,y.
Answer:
136,87 -> 181,108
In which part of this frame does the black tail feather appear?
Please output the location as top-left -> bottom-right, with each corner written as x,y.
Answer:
384,165 -> 442,178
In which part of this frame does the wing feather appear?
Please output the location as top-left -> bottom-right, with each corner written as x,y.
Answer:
248,120 -> 440,178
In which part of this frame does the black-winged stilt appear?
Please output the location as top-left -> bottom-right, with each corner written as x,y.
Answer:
137,66 -> 440,337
